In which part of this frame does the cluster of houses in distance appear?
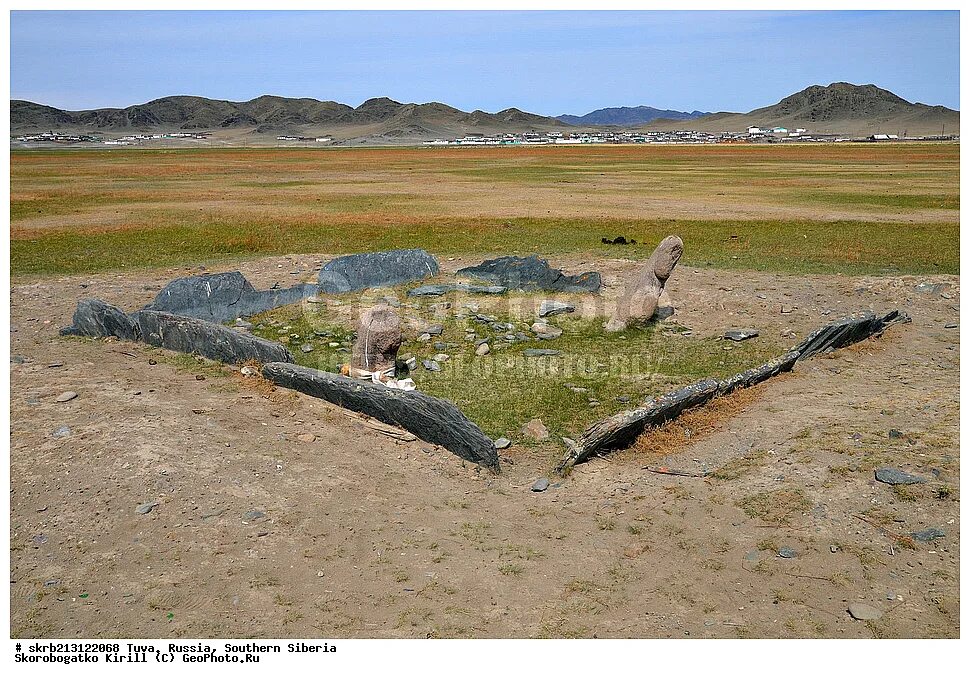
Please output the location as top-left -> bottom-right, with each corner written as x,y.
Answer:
12,127 -> 957,147
13,131 -> 211,145
424,127 -> 956,146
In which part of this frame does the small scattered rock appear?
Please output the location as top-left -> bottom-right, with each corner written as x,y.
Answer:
475,343 -> 491,356
417,333 -> 432,342
297,433 -> 316,443
54,391 -> 78,403
300,343 -> 314,353
432,353 -> 450,362
136,501 -> 159,515
242,510 -> 266,521
422,359 -> 441,372
830,544 -> 839,553
778,547 -> 797,559
531,321 -> 563,340
910,527 -> 945,543
493,437 -> 511,449
531,477 -> 550,492
424,325 -> 444,336
10,355 -> 25,364
847,603 -> 883,621
51,425 -> 72,438
240,365 -> 259,377
520,418 -> 550,441
944,322 -> 958,329
538,300 -> 576,317
723,329 -> 759,342
888,429 -> 904,439
875,467 -> 925,485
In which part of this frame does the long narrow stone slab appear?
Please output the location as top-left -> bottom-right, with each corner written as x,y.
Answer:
793,310 -> 910,360
134,311 -> 293,365
262,362 -> 499,470
558,309 -> 908,471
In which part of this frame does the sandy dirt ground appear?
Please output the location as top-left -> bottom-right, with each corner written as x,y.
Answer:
9,254 -> 959,638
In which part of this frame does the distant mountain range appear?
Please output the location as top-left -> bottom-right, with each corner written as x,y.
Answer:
557,106 -> 709,126
9,83 -> 959,140
9,95 -> 567,140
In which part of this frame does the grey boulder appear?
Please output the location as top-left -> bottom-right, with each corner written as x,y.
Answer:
60,299 -> 140,341
318,249 -> 439,293
144,271 -> 311,323
457,255 -> 601,292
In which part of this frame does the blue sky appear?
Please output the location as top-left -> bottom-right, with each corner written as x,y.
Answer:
10,10 -> 960,114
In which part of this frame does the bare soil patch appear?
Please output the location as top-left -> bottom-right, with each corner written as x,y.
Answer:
10,254 -> 959,638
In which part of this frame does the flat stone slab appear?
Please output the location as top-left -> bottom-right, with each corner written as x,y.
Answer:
538,300 -> 576,317
724,329 -> 759,342
143,271 -> 311,323
134,311 -> 293,365
874,467 -> 926,485
910,527 -> 945,542
407,283 -> 507,297
318,249 -> 439,293
261,362 -> 498,470
523,349 -> 561,357
847,603 -> 883,621
457,255 -> 601,292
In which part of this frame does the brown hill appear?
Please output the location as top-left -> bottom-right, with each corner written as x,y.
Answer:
9,94 -> 567,139
645,83 -> 959,136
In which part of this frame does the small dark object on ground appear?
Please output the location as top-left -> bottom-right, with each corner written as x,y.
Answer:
601,236 -> 638,245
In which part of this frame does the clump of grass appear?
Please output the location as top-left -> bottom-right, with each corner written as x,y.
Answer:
712,448 -> 770,481
738,487 -> 812,525
498,564 -> 524,576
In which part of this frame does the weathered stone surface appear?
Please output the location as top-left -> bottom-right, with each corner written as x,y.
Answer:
538,300 -> 576,317
318,249 -> 439,293
910,527 -> 945,542
60,299 -> 140,341
606,235 -> 683,332
716,351 -> 800,396
847,603 -> 883,621
531,477 -> 550,492
143,271 -> 311,323
457,256 -> 601,292
724,329 -> 759,342
521,418 -> 550,441
531,321 -> 563,340
351,304 -> 403,374
874,467 -> 926,485
793,310 -> 911,360
261,362 -> 499,469
407,283 -> 507,297
133,311 -> 293,365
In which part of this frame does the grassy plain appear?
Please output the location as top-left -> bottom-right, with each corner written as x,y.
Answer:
9,143 -> 959,276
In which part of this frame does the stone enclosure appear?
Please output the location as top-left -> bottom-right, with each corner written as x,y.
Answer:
61,241 -> 910,474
